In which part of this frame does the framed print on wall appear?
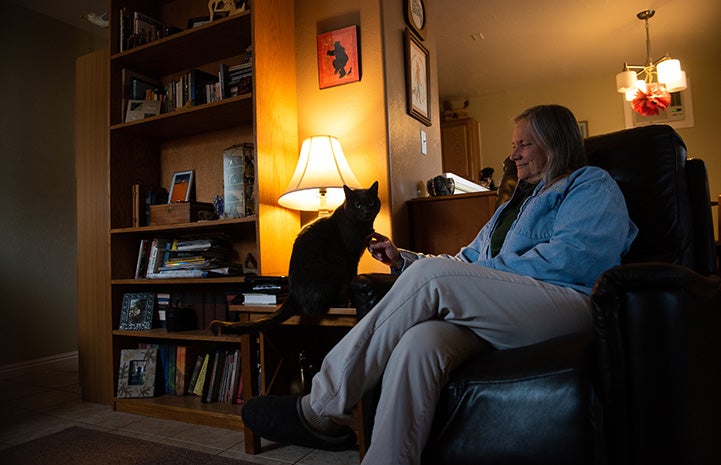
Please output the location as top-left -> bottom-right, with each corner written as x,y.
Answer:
405,0 -> 427,40
405,29 -> 431,126
317,25 -> 360,89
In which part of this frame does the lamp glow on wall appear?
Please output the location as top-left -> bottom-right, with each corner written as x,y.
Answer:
278,135 -> 362,216
615,9 -> 687,116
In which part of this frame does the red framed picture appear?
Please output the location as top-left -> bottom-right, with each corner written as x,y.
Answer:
317,25 -> 360,89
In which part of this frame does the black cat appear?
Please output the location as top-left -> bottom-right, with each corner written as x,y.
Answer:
210,181 -> 380,334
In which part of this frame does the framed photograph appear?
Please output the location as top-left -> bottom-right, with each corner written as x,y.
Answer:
116,348 -> 158,398
125,99 -> 161,122
317,25 -> 360,89
119,292 -> 155,330
168,170 -> 195,203
405,29 -> 431,126
405,0 -> 427,40
187,16 -> 210,28
578,121 -> 588,139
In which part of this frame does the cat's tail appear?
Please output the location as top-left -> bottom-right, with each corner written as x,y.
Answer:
209,300 -> 294,336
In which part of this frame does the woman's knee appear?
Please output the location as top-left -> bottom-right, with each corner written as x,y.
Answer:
391,321 -> 487,372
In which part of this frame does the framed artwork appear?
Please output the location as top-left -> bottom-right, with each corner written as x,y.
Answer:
317,25 -> 360,89
578,121 -> 588,139
119,292 -> 155,330
405,29 -> 431,126
116,348 -> 158,398
168,170 -> 194,203
187,16 -> 210,28
405,0 -> 427,40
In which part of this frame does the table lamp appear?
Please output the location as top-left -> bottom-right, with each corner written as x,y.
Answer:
278,135 -> 361,216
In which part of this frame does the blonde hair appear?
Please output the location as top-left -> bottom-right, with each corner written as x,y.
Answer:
514,105 -> 587,185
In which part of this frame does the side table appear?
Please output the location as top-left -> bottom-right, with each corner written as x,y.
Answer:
229,305 -> 366,458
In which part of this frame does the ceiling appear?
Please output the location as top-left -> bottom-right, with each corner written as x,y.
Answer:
12,0 -> 721,101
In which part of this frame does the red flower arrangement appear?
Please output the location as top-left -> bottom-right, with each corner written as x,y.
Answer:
631,83 -> 671,116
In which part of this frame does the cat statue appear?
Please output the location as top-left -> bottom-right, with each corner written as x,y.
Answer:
210,181 -> 380,334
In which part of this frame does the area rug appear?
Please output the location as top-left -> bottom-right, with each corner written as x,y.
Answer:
0,426 -> 256,465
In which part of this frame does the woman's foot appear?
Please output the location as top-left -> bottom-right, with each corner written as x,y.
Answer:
241,395 -> 357,451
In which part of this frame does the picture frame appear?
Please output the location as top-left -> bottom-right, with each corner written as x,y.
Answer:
168,170 -> 195,203
404,29 -> 432,126
187,16 -> 210,28
124,99 -> 161,122
116,348 -> 158,398
405,0 -> 427,40
578,121 -> 588,139
119,292 -> 155,330
317,25 -> 361,89
121,69 -> 162,122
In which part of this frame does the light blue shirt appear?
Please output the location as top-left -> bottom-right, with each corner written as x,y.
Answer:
400,166 -> 638,295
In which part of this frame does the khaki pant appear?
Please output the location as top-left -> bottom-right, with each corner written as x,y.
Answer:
310,257 -> 591,465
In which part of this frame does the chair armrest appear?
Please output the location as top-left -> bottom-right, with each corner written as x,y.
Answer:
591,262 -> 721,465
350,273 -> 398,318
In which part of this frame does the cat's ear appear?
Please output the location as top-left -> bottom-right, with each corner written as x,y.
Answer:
343,185 -> 352,197
370,181 -> 379,195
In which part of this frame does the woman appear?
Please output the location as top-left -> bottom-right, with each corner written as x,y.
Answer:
241,105 -> 638,464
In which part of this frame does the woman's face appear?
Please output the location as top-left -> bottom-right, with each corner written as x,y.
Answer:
511,120 -> 548,183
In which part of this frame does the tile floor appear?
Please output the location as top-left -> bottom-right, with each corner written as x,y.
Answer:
0,354 -> 359,464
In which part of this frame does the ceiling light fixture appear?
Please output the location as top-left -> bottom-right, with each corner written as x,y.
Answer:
615,9 -> 687,116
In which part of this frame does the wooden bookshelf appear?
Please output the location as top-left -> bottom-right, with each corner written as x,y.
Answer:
75,0 -> 300,441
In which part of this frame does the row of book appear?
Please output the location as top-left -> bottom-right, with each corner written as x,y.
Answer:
119,9 -> 167,52
135,235 -> 242,279
137,343 -> 242,403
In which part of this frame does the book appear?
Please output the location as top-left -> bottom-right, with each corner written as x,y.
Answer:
187,354 -> 205,394
134,239 -> 151,279
242,293 -> 286,305
175,345 -> 187,395
192,353 -> 211,396
167,343 -> 176,394
145,238 -> 168,277
156,292 -> 170,328
204,349 -> 227,403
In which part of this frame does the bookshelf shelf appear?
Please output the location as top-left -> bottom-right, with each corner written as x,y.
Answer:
110,94 -> 253,140
113,328 -> 241,343
110,216 -> 258,235
111,12 -> 252,75
114,396 -> 244,430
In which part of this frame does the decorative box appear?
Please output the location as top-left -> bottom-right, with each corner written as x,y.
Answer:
149,201 -> 216,225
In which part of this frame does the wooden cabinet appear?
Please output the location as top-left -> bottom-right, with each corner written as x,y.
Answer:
441,118 -> 481,181
85,0 -> 299,444
407,192 -> 497,254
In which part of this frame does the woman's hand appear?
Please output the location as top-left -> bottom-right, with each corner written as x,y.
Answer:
368,232 -> 403,269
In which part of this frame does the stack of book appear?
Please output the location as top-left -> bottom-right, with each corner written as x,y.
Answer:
137,235 -> 242,279
219,46 -> 253,98
235,275 -> 289,305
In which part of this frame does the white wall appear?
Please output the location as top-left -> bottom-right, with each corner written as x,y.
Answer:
0,1 -> 97,365
466,56 -> 721,239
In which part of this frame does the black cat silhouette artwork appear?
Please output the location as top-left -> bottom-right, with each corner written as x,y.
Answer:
328,41 -> 352,78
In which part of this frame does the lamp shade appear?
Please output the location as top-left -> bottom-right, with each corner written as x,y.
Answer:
665,70 -> 687,93
657,59 -> 682,85
278,135 -> 362,211
616,70 -> 638,93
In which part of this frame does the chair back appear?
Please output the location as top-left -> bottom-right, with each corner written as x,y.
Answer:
584,124 -> 716,275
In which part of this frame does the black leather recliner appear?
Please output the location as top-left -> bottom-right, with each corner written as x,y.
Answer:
351,124 -> 721,465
